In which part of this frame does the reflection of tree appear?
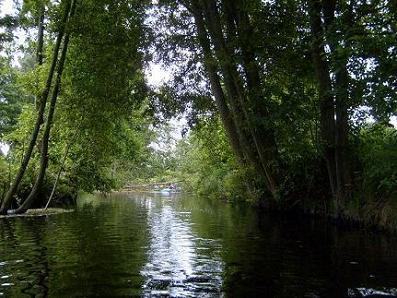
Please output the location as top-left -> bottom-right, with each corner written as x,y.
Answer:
181,194 -> 397,297
0,217 -> 50,297
0,219 -> 18,248
20,218 -> 50,297
2,193 -> 397,297
47,194 -> 149,297
0,193 -> 150,297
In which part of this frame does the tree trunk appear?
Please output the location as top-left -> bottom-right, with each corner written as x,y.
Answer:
184,2 -> 257,165
35,5 -> 45,110
16,0 -> 75,214
308,0 -> 338,211
45,127 -> 79,210
335,0 -> 353,201
0,0 -> 73,215
232,1 -> 280,187
201,0 -> 279,196
36,9 -> 45,65
322,0 -> 352,204
190,4 -> 246,164
334,66 -> 351,201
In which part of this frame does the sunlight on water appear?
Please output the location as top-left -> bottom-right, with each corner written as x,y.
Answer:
141,197 -> 223,297
348,287 -> 397,297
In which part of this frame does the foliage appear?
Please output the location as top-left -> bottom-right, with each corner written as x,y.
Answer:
0,0 -> 151,210
358,124 -> 397,198
0,57 -> 30,138
0,154 -> 9,200
172,116 -> 252,201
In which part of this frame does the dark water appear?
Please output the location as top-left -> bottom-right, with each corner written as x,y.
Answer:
1,193 -> 397,297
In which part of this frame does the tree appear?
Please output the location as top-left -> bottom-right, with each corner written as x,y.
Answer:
0,0 -> 74,214
15,0 -> 77,214
153,0 -> 282,199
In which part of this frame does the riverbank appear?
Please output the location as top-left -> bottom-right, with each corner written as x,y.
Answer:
254,194 -> 397,235
112,188 -> 397,234
0,208 -> 74,218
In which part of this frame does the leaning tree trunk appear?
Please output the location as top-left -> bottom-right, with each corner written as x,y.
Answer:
16,0 -> 75,214
232,2 -> 280,189
200,0 -> 279,196
190,3 -> 246,164
36,8 -> 45,65
35,5 -> 45,110
0,0 -> 73,215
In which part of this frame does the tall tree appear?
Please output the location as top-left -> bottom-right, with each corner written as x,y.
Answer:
308,0 -> 338,209
308,0 -> 357,214
15,0 -> 77,214
178,0 -> 280,197
0,0 -> 73,214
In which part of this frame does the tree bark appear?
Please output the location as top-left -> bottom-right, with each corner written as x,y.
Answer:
16,0 -> 75,214
308,0 -> 338,210
200,0 -> 279,196
187,0 -> 256,165
0,0 -> 73,215
35,5 -> 45,110
36,8 -> 45,65
322,0 -> 352,203
335,0 -> 353,201
190,4 -> 246,164
232,0 -> 280,183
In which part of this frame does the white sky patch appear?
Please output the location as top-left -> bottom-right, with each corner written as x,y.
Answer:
144,62 -> 188,149
0,0 -> 15,16
148,116 -> 188,152
0,143 -> 9,155
390,116 -> 397,128
145,62 -> 171,88
0,0 -> 27,67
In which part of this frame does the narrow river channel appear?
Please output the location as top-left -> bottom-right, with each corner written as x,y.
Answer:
1,192 -> 397,297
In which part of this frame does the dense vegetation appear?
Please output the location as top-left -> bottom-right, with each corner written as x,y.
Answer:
0,0 -> 151,213
1,0 -> 396,228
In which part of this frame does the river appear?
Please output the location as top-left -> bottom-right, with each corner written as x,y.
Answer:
0,192 -> 397,297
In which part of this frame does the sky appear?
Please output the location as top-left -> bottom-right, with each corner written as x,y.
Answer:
146,63 -> 170,88
0,0 -> 13,15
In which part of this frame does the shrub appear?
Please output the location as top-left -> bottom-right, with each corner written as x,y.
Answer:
358,124 -> 397,199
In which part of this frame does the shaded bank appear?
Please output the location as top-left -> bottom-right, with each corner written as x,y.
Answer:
0,208 -> 74,219
172,120 -> 397,234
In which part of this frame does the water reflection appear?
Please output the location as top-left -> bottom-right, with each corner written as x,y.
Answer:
0,218 -> 50,297
348,287 -> 397,297
1,192 -> 397,297
141,196 -> 223,297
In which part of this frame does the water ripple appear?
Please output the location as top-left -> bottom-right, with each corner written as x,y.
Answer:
1,193 -> 397,297
141,202 -> 223,296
